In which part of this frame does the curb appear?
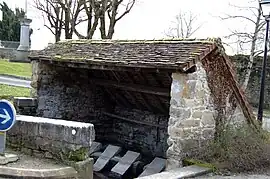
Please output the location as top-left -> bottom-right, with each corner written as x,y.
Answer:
0,166 -> 78,178
0,74 -> 31,81
136,165 -> 212,179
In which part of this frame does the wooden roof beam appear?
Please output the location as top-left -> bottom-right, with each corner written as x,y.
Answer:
91,79 -> 170,97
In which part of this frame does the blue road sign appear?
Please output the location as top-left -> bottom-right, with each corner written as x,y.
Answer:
0,100 -> 16,131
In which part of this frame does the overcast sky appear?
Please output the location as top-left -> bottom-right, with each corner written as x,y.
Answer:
1,0 -> 259,55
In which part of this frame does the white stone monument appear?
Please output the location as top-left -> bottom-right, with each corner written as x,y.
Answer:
17,18 -> 32,51
11,18 -> 32,62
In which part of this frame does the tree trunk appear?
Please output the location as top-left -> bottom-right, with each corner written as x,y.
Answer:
241,7 -> 261,91
55,30 -> 61,42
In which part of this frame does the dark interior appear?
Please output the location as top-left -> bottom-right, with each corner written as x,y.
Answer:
37,63 -> 173,158
89,69 -> 172,158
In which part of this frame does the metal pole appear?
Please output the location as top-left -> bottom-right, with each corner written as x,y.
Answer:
257,18 -> 270,123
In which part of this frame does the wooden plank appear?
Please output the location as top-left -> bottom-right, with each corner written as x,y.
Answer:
90,79 -> 170,97
93,145 -> 121,172
111,150 -> 141,176
38,59 -> 185,73
139,72 -> 168,113
102,112 -> 167,128
139,157 -> 166,177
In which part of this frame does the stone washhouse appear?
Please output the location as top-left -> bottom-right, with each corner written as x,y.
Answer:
29,39 -> 255,169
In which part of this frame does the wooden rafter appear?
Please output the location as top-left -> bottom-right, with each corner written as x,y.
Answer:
139,72 -> 168,114
38,59 -> 185,73
100,71 -> 133,108
125,71 -> 156,112
90,78 -> 170,97
110,71 -> 144,110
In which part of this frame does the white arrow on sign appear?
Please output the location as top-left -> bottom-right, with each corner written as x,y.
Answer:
0,109 -> 11,124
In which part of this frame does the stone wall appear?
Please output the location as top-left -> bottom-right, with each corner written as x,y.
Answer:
111,107 -> 169,158
35,62 -> 111,141
13,97 -> 37,116
7,115 -> 95,162
167,62 -> 216,169
0,48 -> 15,60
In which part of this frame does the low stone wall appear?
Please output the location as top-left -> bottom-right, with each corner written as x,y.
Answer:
110,107 -> 169,158
13,97 -> 37,116
7,115 -> 95,162
0,48 -> 15,60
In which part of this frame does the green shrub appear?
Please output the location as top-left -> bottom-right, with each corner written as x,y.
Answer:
194,124 -> 270,172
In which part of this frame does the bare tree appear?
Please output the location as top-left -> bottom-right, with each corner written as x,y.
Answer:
221,1 -> 265,91
33,0 -> 64,42
165,11 -> 202,38
34,0 -> 136,41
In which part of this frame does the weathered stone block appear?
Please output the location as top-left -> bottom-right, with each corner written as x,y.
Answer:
201,112 -> 215,126
184,99 -> 201,107
202,128 -> 215,140
170,99 -> 185,108
21,147 -> 33,155
169,107 -> 191,120
21,136 -> 39,150
177,119 -> 200,128
166,157 -> 182,170
168,127 -> 183,137
192,111 -> 203,119
6,135 -> 22,147
181,139 -> 200,152
33,150 -> 45,158
45,152 -> 53,159
168,117 -> 178,126
185,80 -> 197,99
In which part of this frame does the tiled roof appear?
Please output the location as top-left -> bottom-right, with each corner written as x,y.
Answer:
29,39 -> 218,71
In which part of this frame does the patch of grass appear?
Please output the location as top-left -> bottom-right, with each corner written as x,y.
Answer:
0,60 -> 31,78
183,159 -> 217,171
0,84 -> 30,99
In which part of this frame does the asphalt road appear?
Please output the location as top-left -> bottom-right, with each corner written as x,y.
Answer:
0,75 -> 31,88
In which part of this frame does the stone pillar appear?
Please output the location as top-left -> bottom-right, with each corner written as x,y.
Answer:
11,18 -> 32,62
17,18 -> 32,51
166,62 -> 216,170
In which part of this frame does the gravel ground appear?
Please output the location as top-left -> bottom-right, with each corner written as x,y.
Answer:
195,168 -> 270,179
4,148 -> 67,169
196,173 -> 270,179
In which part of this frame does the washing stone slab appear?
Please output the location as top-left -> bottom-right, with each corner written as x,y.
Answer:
139,157 -> 166,177
93,145 -> 121,172
111,150 -> 141,176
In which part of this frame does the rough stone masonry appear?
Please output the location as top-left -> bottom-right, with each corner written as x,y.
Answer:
167,62 -> 216,169
167,61 -> 247,169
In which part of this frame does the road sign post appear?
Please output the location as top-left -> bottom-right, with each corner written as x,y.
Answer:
0,100 -> 16,155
